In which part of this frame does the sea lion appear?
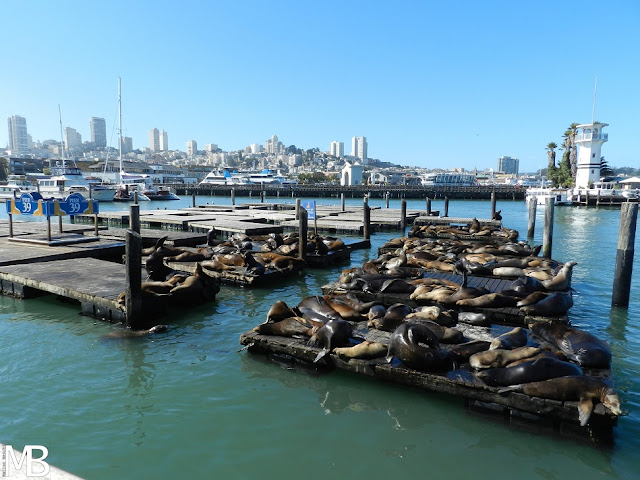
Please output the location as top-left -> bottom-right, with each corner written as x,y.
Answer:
386,323 -> 453,372
169,263 -> 219,303
368,303 -> 413,331
322,296 -> 364,321
469,346 -> 541,369
253,316 -> 320,337
333,341 -> 388,359
145,248 -> 175,281
378,278 -> 415,294
298,296 -> 343,322
520,292 -> 573,317
542,261 -> 577,291
499,376 -> 622,426
163,250 -> 208,263
309,319 -> 355,362
456,293 -> 518,308
516,291 -> 549,307
410,320 -> 464,344
200,258 -> 237,272
528,323 -> 611,368
457,311 -> 492,327
327,294 -> 381,314
446,340 -> 491,364
490,327 -> 528,350
477,356 -> 583,387
265,300 -> 297,323
103,324 -> 168,338
469,218 -> 481,234
440,270 -> 489,305
367,304 -> 386,322
508,275 -> 545,294
404,306 -> 441,322
492,267 -> 525,277
243,252 -> 265,275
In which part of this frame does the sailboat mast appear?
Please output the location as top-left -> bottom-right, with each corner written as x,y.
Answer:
591,75 -> 598,124
118,77 -> 123,183
58,104 -> 66,165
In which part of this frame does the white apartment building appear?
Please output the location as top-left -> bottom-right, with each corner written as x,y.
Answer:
205,143 -> 218,152
186,139 -> 197,158
351,136 -> 368,162
330,141 -> 344,158
64,127 -> 82,150
159,129 -> 168,151
7,115 -> 28,153
265,134 -> 283,154
90,117 -> 107,148
149,128 -> 160,152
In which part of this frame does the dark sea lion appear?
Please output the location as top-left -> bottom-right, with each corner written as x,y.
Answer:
469,346 -> 541,369
477,356 -> 583,387
145,248 -> 175,281
457,311 -> 493,326
243,252 -> 265,275
490,327 -> 528,350
310,235 -> 329,255
440,270 -> 489,305
499,375 -> 622,426
542,261 -> 577,291
141,236 -> 169,255
368,303 -> 413,331
410,320 -> 464,344
528,323 -> 611,368
103,324 -> 168,338
386,323 -> 453,372
378,278 -> 415,294
253,316 -> 320,336
516,291 -> 549,307
265,300 -> 296,323
298,296 -> 343,322
520,292 -> 573,317
309,319 -> 355,362
169,263 -> 219,302
367,304 -> 386,322
446,340 -> 491,364
508,275 -> 544,294
333,341 -> 388,359
361,262 -> 380,274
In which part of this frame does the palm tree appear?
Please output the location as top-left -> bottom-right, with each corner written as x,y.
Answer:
568,122 -> 579,177
546,142 -> 557,184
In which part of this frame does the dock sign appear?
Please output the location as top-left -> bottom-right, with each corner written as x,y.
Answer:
7,192 -> 47,216
53,192 -> 99,216
303,200 -> 316,220
6,192 -> 98,217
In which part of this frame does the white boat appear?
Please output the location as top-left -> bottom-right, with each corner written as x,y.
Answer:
525,187 -> 574,206
245,169 -> 288,185
199,169 -> 253,186
115,171 -> 180,201
421,172 -> 477,186
0,175 -> 38,199
38,163 -> 116,202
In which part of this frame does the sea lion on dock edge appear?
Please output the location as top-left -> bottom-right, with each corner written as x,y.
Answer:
519,292 -> 573,317
528,323 -> 612,368
386,323 -> 453,372
333,341 -> 388,359
490,327 -> 528,350
470,346 -> 541,369
477,356 -> 583,387
542,261 -> 577,291
457,311 -> 492,327
253,316 -> 319,337
368,303 -> 413,331
408,320 -> 464,344
298,296 -> 343,322
499,376 -> 622,426
308,319 -> 355,363
265,300 -> 297,323
456,293 -> 518,308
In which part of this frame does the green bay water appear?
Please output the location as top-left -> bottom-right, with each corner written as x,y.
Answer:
1,196 -> 639,479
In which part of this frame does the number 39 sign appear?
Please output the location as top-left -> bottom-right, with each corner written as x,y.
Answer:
7,192 -> 98,217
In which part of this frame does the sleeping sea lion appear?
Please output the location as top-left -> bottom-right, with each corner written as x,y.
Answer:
477,356 -> 583,387
469,346 -> 541,369
490,327 -> 528,350
333,341 -> 388,359
520,292 -> 573,317
528,323 -> 611,368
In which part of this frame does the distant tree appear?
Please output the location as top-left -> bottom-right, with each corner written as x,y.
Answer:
286,145 -> 297,155
546,142 -> 557,183
568,122 -> 579,177
600,156 -> 614,177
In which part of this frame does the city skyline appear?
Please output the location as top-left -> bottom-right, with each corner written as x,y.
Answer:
1,2 -> 638,173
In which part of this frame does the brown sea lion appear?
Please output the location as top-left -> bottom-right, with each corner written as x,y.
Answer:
490,327 -> 528,350
499,376 -> 622,426
469,346 -> 541,369
446,340 -> 491,364
253,316 -> 320,336
103,324 -> 168,338
333,341 -> 388,359
542,261 -> 577,291
265,300 -> 297,323
169,263 -> 219,302
200,258 -> 236,272
322,296 -> 364,321
456,293 -> 518,308
520,292 -> 573,317
368,303 -> 412,331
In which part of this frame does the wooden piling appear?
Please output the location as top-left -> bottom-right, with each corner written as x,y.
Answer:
363,196 -> 371,240
612,203 -> 638,307
58,216 -> 63,233
133,190 -> 138,204
298,206 -> 308,260
125,229 -> 142,328
444,197 -> 449,217
542,197 -> 555,258
295,198 -> 301,220
400,199 -> 407,232
527,196 -> 537,238
426,197 -> 431,216
129,204 -> 140,233
260,190 -> 265,203
231,188 -> 236,206
491,191 -> 496,219
341,193 -> 345,212
192,192 -> 196,207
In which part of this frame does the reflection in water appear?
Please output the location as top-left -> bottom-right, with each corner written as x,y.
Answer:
608,308 -> 629,343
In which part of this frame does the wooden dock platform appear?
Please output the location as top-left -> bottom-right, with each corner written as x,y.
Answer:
414,216 -> 502,227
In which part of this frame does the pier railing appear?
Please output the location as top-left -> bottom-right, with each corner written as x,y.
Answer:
173,183 -> 525,200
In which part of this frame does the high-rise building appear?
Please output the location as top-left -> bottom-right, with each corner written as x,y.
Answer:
330,141 -> 344,158
90,117 -> 107,148
7,115 -> 28,153
205,143 -> 218,152
265,134 -> 283,154
121,136 -> 133,154
149,128 -> 160,152
159,129 -> 168,151
351,136 -> 367,161
64,127 -> 82,150
186,140 -> 197,158
497,156 -> 519,175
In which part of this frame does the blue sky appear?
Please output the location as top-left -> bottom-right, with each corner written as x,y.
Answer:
2,0 -> 638,173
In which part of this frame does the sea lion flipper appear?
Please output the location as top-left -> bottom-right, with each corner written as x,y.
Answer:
577,398 -> 594,426
314,348 -> 329,363
497,386 -> 519,395
155,235 -> 169,249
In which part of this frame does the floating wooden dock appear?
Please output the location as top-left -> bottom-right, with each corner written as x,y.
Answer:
165,260 -> 304,287
239,329 -> 617,439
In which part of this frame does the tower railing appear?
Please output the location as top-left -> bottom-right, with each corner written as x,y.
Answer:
575,133 -> 608,142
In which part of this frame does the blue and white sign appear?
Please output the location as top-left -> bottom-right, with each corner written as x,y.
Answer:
53,192 -> 99,216
6,192 -> 98,217
303,200 -> 316,220
7,192 -> 48,216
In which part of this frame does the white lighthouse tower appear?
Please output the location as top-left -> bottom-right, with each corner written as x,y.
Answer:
574,121 -> 608,189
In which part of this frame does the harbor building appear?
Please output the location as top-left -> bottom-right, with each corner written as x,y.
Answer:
575,122 -> 608,188
351,136 -> 368,163
149,128 -> 160,152
498,156 -> 519,175
341,162 -> 363,186
90,117 -> 107,148
7,115 -> 29,153
330,141 -> 344,158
